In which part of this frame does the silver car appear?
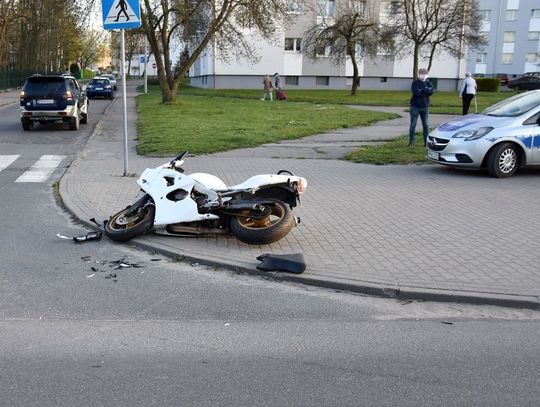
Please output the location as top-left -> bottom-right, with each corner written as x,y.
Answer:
426,90 -> 540,177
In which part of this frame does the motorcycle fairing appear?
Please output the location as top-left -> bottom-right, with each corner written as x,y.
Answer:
138,167 -> 218,225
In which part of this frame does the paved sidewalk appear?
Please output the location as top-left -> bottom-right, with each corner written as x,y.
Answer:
0,89 -> 20,108
59,83 -> 540,309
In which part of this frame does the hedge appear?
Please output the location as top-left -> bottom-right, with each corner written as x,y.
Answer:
475,78 -> 500,92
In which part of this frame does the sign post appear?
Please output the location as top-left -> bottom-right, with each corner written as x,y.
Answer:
102,0 -> 141,176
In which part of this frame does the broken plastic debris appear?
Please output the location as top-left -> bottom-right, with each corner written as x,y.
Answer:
86,274 -> 95,278
57,234 -> 71,240
73,231 -> 102,243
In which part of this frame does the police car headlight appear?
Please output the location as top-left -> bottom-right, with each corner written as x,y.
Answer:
452,127 -> 494,141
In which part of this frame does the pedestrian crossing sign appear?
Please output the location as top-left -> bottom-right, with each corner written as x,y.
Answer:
102,0 -> 141,30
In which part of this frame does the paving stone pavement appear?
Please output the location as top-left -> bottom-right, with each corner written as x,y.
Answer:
58,82 -> 540,308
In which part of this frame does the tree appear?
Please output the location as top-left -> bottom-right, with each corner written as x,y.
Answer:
303,1 -> 390,95
73,30 -> 110,73
141,0 -> 293,103
0,0 -> 17,66
11,0 -> 82,72
385,0 -> 486,78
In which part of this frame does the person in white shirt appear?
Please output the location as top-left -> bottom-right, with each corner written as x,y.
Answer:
460,72 -> 477,115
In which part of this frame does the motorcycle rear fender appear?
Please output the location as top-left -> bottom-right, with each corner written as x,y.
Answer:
228,174 -> 302,191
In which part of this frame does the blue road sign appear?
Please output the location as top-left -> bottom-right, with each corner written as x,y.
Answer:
102,0 -> 141,30
140,56 -> 145,64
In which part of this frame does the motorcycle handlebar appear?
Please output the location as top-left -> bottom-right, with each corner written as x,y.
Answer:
170,151 -> 188,165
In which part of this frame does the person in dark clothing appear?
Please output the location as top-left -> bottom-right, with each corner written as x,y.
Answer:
409,68 -> 434,146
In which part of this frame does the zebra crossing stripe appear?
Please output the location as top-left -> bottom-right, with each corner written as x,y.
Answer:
15,155 -> 67,183
0,155 -> 20,173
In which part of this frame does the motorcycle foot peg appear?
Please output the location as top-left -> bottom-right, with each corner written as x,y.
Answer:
295,216 -> 301,225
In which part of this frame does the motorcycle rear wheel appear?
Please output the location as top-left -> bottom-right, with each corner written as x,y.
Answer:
229,200 -> 294,245
105,204 -> 155,242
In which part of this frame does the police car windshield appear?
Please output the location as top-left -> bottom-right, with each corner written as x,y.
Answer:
483,91 -> 540,117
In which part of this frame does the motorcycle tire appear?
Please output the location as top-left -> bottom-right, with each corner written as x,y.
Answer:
229,200 -> 295,245
105,204 -> 156,242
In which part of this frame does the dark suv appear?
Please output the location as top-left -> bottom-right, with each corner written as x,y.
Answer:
20,74 -> 88,131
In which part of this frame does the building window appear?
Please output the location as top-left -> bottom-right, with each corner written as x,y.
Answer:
479,10 -> 491,21
380,1 -> 399,17
503,31 -> 515,42
284,38 -> 302,52
318,0 -> 335,17
316,76 -> 330,86
529,31 -> 540,40
505,10 -> 517,20
501,53 -> 513,64
285,76 -> 299,86
532,9 -> 540,18
476,53 -> 487,63
526,53 -> 538,62
316,44 -> 332,57
350,0 -> 367,15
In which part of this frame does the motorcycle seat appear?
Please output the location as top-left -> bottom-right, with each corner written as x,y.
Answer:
256,253 -> 306,274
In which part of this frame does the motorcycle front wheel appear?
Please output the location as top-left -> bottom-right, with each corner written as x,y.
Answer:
229,200 -> 295,245
105,204 -> 155,242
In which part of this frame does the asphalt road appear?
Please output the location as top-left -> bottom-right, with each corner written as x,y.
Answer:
0,95 -> 539,406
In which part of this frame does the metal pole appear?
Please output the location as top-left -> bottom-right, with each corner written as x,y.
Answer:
144,39 -> 148,94
121,29 -> 129,176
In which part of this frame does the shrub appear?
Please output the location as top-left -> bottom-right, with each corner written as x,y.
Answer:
475,78 -> 500,92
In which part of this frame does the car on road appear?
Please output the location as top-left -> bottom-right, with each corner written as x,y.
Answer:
495,73 -> 510,86
19,74 -> 89,131
101,74 -> 117,91
86,77 -> 115,99
507,74 -> 540,91
426,90 -> 540,178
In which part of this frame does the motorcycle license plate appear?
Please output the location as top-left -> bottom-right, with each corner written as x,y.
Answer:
427,150 -> 439,160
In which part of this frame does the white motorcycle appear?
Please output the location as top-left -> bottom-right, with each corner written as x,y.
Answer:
105,151 -> 307,245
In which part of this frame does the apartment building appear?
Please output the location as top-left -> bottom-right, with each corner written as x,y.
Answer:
189,0 -> 466,91
466,0 -> 540,79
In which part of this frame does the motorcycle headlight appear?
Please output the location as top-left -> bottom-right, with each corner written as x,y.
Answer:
452,127 -> 493,141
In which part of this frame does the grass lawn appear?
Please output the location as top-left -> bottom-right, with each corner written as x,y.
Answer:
136,83 -> 517,163
178,84 -> 513,115
136,87 -> 398,156
346,134 -> 429,165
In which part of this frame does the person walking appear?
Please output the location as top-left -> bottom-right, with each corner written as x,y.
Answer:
409,68 -> 434,146
273,73 -> 282,90
459,72 -> 477,115
262,74 -> 273,101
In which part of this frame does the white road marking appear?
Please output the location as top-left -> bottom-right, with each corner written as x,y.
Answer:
0,155 -> 20,173
15,155 -> 67,183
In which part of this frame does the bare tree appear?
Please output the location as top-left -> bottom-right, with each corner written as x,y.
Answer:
141,0 -> 293,103
385,0 -> 485,78
0,0 -> 17,66
303,1 -> 390,95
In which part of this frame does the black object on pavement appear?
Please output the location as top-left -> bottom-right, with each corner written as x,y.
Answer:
73,231 -> 102,243
256,253 -> 306,274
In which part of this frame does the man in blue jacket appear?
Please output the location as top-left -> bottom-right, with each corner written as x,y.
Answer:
409,68 -> 434,146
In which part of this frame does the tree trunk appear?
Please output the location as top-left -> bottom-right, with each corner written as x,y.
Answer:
350,50 -> 359,96
413,43 -> 420,79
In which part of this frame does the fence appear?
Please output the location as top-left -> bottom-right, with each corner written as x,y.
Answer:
0,68 -> 31,91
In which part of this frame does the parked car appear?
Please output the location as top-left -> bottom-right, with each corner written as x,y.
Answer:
495,73 -> 510,86
426,90 -> 540,178
101,74 -> 117,91
86,77 -> 115,99
19,74 -> 88,131
507,75 -> 540,91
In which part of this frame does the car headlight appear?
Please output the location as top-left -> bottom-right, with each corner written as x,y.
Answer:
452,127 -> 494,141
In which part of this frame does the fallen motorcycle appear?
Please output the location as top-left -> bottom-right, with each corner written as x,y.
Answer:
104,151 -> 307,245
